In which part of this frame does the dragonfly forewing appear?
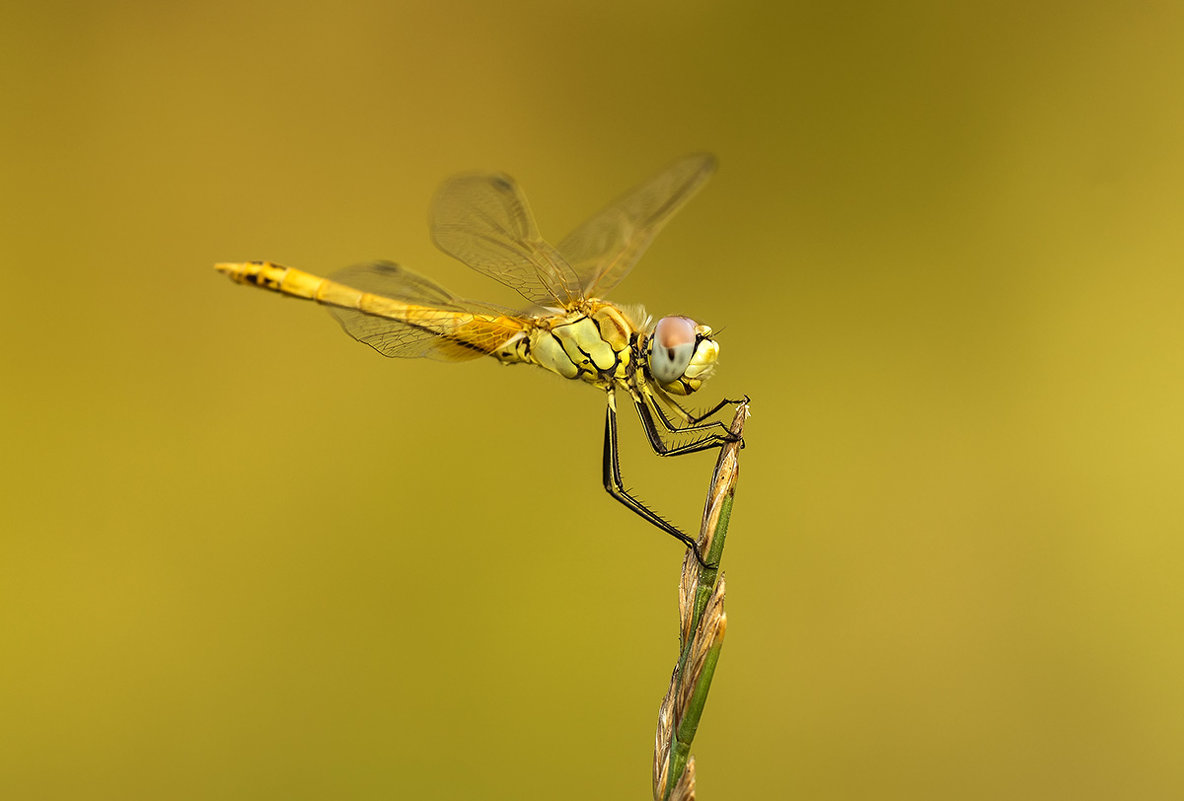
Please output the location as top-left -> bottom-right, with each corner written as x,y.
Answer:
558,153 -> 717,298
431,173 -> 582,308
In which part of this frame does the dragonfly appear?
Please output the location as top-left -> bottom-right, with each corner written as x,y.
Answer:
216,153 -> 743,567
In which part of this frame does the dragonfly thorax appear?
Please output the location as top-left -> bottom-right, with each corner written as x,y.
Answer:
507,301 -> 638,387
499,303 -> 719,397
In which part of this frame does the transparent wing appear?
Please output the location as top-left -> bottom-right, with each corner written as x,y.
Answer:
558,153 -> 717,299
327,261 -> 526,362
431,172 -> 583,308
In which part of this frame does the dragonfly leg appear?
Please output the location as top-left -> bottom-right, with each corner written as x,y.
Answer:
632,388 -> 742,457
679,394 -> 751,425
603,392 -> 717,569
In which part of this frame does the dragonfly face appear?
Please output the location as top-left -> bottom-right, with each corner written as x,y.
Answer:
644,316 -> 719,395
217,154 -> 744,567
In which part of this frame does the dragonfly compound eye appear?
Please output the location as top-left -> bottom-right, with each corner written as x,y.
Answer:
649,316 -> 699,384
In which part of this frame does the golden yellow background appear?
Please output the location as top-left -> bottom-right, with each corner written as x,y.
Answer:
3,1 -> 1182,798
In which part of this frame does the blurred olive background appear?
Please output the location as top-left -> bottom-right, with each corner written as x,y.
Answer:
3,0 -> 1183,798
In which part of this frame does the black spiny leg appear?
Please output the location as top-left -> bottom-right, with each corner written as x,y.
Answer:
602,391 -> 716,569
681,394 -> 751,425
632,389 -> 742,457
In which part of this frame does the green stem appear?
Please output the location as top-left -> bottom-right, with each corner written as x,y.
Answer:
658,402 -> 746,800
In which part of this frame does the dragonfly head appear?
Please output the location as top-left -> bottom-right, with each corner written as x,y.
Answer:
645,316 -> 719,396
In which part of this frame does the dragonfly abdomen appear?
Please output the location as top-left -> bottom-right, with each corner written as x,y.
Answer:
215,262 -> 528,359
216,261 -> 365,307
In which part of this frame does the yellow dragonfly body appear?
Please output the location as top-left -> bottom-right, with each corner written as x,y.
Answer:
216,154 -> 741,565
